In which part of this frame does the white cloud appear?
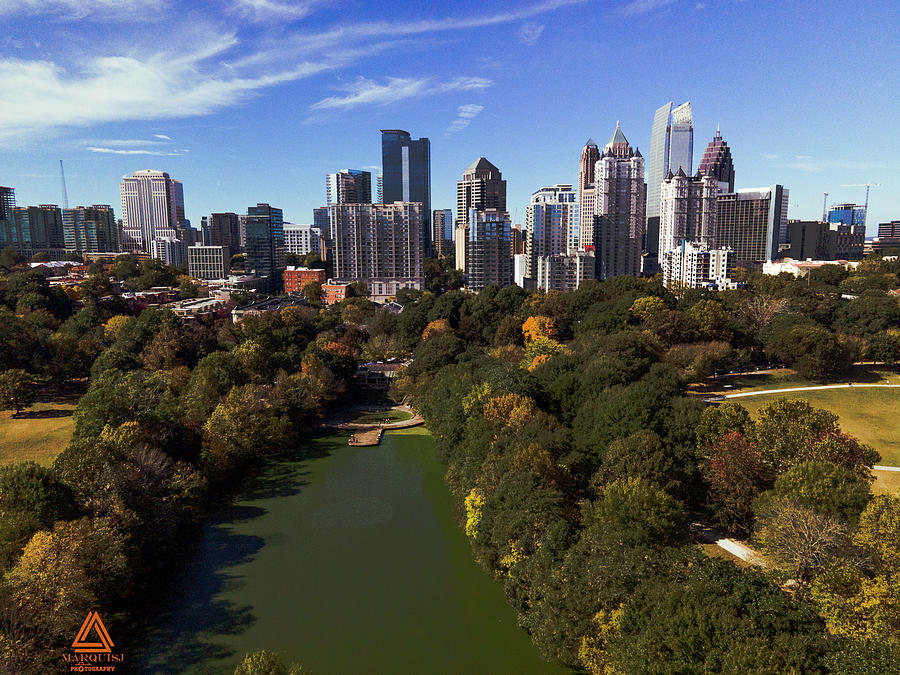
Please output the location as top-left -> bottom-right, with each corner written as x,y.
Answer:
0,0 -> 167,19
154,134 -> 172,140
0,38 -> 332,143
618,0 -> 678,17
86,146 -> 186,156
310,76 -> 492,110
447,104 -> 484,133
230,0 -> 323,21
518,23 -> 545,45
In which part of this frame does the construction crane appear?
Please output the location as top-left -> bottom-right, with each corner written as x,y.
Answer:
839,183 -> 880,228
59,160 -> 69,209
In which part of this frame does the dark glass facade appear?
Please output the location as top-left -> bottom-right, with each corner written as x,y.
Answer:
381,130 -> 431,253
246,203 -> 285,291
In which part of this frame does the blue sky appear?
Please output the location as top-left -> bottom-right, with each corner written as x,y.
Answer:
1,0 -> 898,231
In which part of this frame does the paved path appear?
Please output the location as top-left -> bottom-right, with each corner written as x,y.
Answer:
723,383 -> 900,399
691,522 -> 767,567
874,465 -> 900,472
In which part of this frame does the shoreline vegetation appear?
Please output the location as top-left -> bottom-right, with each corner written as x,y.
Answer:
0,251 -> 899,672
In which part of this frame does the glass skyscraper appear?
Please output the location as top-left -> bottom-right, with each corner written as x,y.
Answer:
828,203 -> 866,229
246,203 -> 285,291
381,129 -> 431,253
646,102 -> 693,269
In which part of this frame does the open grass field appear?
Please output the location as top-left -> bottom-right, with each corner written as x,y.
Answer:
351,408 -> 413,425
707,365 -> 900,395
738,388 -> 900,466
873,470 -> 900,496
0,402 -> 76,467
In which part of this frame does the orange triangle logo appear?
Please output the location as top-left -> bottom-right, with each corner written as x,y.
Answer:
72,611 -> 115,653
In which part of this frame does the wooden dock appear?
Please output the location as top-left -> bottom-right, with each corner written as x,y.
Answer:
348,427 -> 384,446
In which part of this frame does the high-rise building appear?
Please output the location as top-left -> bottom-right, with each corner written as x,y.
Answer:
150,236 -> 187,267
715,186 -> 788,265
119,170 -> 184,254
828,203 -> 866,236
536,251 -> 596,292
593,124 -> 645,279
375,170 -> 383,203
455,157 -> 506,270
188,245 -> 230,280
511,225 -> 524,256
662,240 -> 737,291
467,208 -> 512,291
788,220 -> 864,261
245,203 -> 285,290
525,184 -> 576,280
283,224 -> 322,257
432,209 -> 454,258
381,130 -> 431,252
577,139 -> 600,249
326,169 -> 372,205
11,205 -> 66,257
62,205 -> 118,253
330,202 -> 425,300
646,102 -> 693,269
0,187 -> 16,253
208,213 -> 241,256
658,170 -> 718,256
878,221 -> 900,238
698,128 -> 735,194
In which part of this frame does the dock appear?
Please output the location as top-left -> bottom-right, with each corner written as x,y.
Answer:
348,427 -> 384,446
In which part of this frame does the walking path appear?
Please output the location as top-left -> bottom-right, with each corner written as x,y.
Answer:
330,405 -> 424,446
691,522 -> 767,568
723,383 -> 900,399
874,465 -> 900,472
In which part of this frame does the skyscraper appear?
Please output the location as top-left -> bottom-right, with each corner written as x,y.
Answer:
381,129 -> 431,251
646,102 -> 693,268
326,169 -> 372,205
658,169 -> 718,255
467,208 -> 512,291
828,203 -> 866,230
432,209 -> 453,258
525,184 -> 576,280
245,203 -> 285,290
330,202 -> 425,300
62,205 -> 118,253
209,212 -> 241,256
593,124 -> 645,279
119,170 -> 184,254
716,186 -> 788,265
455,157 -> 507,270
11,205 -> 66,257
577,139 -> 600,249
698,128 -> 735,194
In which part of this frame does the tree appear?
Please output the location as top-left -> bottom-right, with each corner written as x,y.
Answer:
752,398 -> 839,472
687,299 -> 732,341
233,650 -> 303,674
522,316 -> 557,342
0,461 -> 76,527
696,401 -> 752,447
0,369 -> 32,415
421,318 -> 453,340
584,477 -> 686,549
763,460 -> 871,523
868,330 -> 900,366
701,432 -> 772,534
854,493 -> 900,572
629,296 -> 667,322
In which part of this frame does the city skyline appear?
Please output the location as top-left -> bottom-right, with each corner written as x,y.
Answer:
0,1 -> 897,230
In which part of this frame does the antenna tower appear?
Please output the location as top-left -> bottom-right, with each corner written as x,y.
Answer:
59,160 -> 69,209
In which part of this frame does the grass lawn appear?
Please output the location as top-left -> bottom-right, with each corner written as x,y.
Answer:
351,408 -> 413,425
0,402 -> 76,467
738,388 -> 900,466
873,470 -> 900,496
710,365 -> 900,394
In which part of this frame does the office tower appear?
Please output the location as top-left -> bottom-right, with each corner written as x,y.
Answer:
0,187 -> 15,252
381,129 -> 431,252
432,209 -> 454,258
330,202 -> 424,300
698,128 -> 735,194
466,208 -> 512,291
209,213 -> 241,256
878,221 -> 900,238
62,205 -> 118,253
715,186 -> 788,265
828,203 -> 866,234
10,205 -> 66,257
150,237 -> 187,267
283,223 -> 322,256
239,213 -> 248,251
536,250 -> 596,292
593,124 -> 645,279
188,245 -> 230,280
511,225 -> 523,256
647,102 -> 693,268
455,157 -> 506,270
658,169 -> 718,256
375,170 -> 383,203
662,240 -> 736,290
245,203 -> 285,290
119,170 -> 183,254
577,139 -> 600,249
326,169 -> 372,205
788,220 -> 863,261
525,184 -> 576,280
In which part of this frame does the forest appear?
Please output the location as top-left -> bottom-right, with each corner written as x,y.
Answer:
0,246 -> 899,673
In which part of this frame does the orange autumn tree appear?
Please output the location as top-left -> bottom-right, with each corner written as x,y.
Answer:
483,393 -> 539,428
522,316 -> 557,342
322,341 -> 353,358
422,318 -> 453,340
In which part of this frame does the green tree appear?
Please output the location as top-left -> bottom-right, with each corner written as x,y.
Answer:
752,398 -> 839,472
0,369 -> 32,415
762,460 -> 871,523
233,650 -> 303,674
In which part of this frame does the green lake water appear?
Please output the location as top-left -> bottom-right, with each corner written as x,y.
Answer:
140,429 -> 565,674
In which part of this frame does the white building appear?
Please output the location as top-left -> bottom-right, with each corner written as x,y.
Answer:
119,170 -> 184,254
662,240 -> 737,290
513,253 -> 528,288
535,251 -> 595,292
283,223 -> 322,256
188,245 -> 230,280
526,184 -> 577,281
658,169 -> 717,255
150,236 -> 187,267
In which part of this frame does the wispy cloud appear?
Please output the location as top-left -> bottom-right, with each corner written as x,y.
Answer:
86,146 -> 187,156
781,157 -> 896,173
230,0 -> 325,21
447,104 -> 484,133
310,76 -> 492,110
518,23 -> 545,45
618,0 -> 678,16
154,134 -> 171,140
0,0 -> 167,19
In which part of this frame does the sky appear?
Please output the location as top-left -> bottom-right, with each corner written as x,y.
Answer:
1,0 -> 898,232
